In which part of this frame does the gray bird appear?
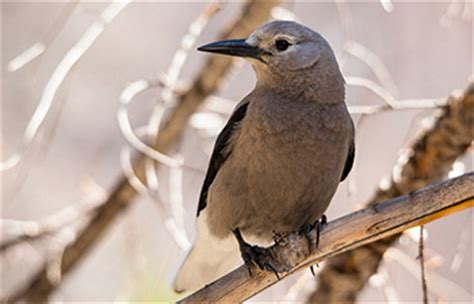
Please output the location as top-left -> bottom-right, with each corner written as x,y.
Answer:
173,20 -> 354,292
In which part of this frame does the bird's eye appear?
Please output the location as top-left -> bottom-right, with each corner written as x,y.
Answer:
275,39 -> 290,51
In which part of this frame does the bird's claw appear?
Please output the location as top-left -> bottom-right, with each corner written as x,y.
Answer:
299,215 -> 327,277
299,214 -> 328,254
264,262 -> 281,280
233,228 -> 281,280
272,230 -> 286,245
315,214 -> 328,248
309,263 -> 319,276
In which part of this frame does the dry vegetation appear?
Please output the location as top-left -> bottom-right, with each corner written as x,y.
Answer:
1,1 -> 472,303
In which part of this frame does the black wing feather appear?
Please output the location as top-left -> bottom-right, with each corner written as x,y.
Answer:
340,139 -> 355,181
197,102 -> 249,216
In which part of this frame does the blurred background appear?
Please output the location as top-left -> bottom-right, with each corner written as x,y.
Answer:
1,1 -> 472,302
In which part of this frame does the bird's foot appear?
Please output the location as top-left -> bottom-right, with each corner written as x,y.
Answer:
298,223 -> 315,252
272,230 -> 289,246
299,215 -> 327,277
233,228 -> 281,280
298,214 -> 328,253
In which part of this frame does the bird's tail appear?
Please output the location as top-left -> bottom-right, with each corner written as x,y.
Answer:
172,231 -> 240,293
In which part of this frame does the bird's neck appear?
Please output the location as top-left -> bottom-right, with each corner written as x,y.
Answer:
256,73 -> 345,104
255,64 -> 345,104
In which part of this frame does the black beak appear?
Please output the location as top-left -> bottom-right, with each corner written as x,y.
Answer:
197,39 -> 264,61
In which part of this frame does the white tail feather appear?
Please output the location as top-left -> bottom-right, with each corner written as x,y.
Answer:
172,212 -> 240,293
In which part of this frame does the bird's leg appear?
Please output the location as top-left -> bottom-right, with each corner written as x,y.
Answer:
232,228 -> 280,280
303,214 -> 327,276
233,228 -> 264,276
298,222 -> 318,277
298,223 -> 315,252
298,214 -> 328,253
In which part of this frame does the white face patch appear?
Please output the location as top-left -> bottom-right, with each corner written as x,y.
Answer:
245,34 -> 259,47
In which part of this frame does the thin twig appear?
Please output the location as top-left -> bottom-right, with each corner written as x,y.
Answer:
335,1 -> 353,48
345,40 -> 398,96
118,4 -> 222,248
348,98 -> 447,114
440,0 -> 464,27
7,0 -> 79,72
376,265 -> 401,304
1,0 -> 130,172
379,0 -> 394,13
345,76 -> 396,107
206,93 -> 447,116
449,213 -> 471,273
118,83 -> 183,167
418,225 -> 429,304
1,197 -> 104,253
388,247 -> 472,301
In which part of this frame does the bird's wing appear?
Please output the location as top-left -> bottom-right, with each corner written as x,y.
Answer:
197,101 -> 249,216
340,137 -> 355,181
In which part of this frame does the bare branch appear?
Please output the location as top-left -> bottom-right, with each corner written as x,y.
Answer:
345,76 -> 396,107
387,247 -> 472,301
7,0 -> 79,72
1,196 -> 104,253
418,226 -> 429,304
1,0 -> 130,172
344,41 -> 398,96
140,2 -> 222,215
348,98 -> 447,115
335,1 -> 354,45
177,173 -> 473,303
379,0 -> 394,13
373,265 -> 401,303
449,215 -> 471,273
205,93 -> 447,116
440,0 -> 465,27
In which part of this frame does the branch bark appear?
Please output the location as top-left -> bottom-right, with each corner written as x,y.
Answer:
178,173 -> 474,303
7,1 -> 279,303
307,81 -> 474,303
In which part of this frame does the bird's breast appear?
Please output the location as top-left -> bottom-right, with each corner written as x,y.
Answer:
247,100 -> 345,147
206,99 -> 352,241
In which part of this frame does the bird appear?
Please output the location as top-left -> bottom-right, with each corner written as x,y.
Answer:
172,20 -> 355,293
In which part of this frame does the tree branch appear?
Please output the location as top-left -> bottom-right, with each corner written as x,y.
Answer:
178,173 -> 473,303
6,1 -> 279,303
307,81 -> 474,303
1,197 -> 102,252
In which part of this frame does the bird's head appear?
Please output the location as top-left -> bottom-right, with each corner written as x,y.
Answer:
198,20 -> 344,100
